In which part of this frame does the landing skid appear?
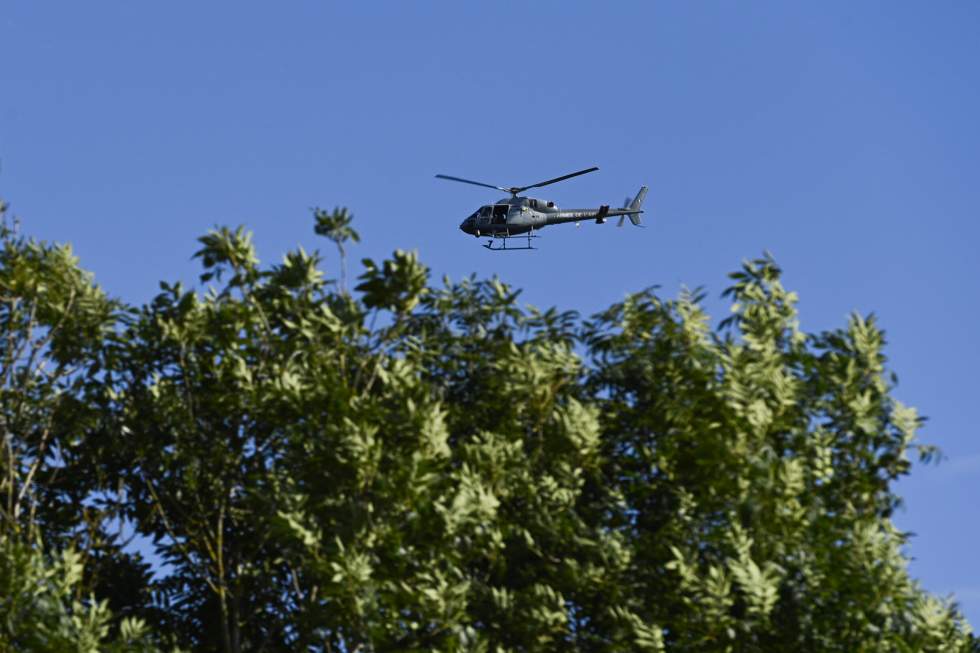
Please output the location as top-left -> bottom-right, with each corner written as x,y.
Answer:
483,230 -> 540,251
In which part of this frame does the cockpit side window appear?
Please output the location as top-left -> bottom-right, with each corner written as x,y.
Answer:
530,199 -> 538,209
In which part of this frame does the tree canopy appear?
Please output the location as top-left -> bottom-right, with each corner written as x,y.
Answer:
0,200 -> 973,652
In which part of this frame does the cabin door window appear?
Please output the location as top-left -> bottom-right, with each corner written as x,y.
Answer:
492,204 -> 508,225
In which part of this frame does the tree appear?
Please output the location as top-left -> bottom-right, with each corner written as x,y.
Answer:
580,258 -> 966,651
0,200 -> 169,651
1,200 -> 973,651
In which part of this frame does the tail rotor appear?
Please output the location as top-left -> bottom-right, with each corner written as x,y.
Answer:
617,196 -> 631,227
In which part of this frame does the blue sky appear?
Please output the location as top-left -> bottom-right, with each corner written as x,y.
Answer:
3,1 -> 978,623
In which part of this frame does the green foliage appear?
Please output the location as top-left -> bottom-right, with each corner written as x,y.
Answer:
0,534 -> 170,652
1,200 -> 974,652
313,206 -> 360,247
313,207 -> 360,292
0,201 -> 171,652
0,207 -> 116,533
357,249 -> 429,313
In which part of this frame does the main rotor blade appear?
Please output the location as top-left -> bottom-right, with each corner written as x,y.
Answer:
515,166 -> 599,194
435,174 -> 509,192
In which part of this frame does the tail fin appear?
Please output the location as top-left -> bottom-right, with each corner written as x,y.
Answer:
628,186 -> 648,226
618,186 -> 648,227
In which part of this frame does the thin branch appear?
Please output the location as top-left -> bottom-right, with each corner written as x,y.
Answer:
140,469 -> 220,594
14,422 -> 54,520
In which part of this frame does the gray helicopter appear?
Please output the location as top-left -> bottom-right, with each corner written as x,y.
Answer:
436,166 -> 647,250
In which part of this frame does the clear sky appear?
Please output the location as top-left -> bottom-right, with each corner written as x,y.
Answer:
3,1 -> 978,623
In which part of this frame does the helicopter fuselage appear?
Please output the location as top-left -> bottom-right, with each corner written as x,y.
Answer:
458,196 -> 634,237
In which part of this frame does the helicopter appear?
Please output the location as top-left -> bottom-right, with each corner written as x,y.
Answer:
436,166 -> 647,251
